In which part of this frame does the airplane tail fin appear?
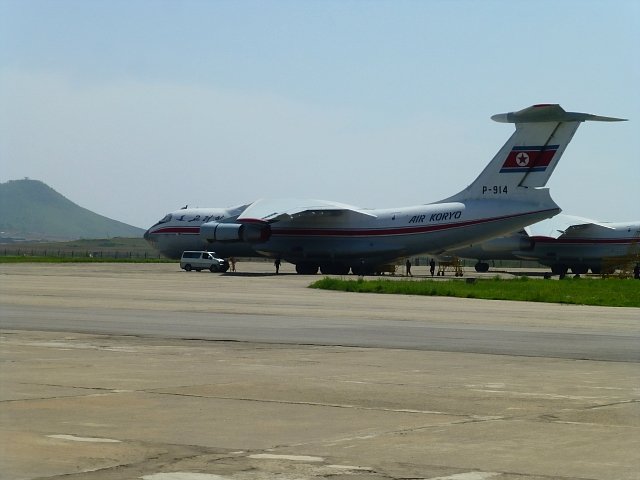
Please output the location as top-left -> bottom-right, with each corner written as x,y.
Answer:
445,104 -> 625,202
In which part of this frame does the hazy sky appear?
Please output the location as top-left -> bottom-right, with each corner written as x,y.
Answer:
1,0 -> 638,228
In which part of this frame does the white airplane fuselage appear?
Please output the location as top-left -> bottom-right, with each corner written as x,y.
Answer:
247,198 -> 558,273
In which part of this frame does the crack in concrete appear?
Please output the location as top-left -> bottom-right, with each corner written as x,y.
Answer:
142,389 -> 474,419
0,382 -> 125,403
584,399 -> 638,410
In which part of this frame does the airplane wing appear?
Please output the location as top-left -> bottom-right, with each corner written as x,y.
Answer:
525,214 -> 614,239
237,198 -> 377,223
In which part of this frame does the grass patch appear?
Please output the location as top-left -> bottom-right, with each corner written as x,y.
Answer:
310,276 -> 640,308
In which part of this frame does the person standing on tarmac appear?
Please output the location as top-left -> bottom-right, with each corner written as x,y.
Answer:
429,258 -> 436,276
405,259 -> 412,277
274,258 -> 281,274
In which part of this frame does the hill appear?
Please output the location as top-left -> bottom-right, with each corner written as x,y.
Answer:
0,179 -> 145,241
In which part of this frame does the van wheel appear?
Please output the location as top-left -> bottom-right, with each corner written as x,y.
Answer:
209,265 -> 218,273
184,264 -> 192,272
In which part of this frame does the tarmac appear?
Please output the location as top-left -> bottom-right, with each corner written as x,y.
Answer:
0,262 -> 639,480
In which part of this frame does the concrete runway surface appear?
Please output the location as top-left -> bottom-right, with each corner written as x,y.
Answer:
0,262 -> 639,480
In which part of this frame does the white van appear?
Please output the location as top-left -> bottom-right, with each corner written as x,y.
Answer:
180,251 -> 230,273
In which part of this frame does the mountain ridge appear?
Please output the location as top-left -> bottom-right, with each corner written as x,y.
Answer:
0,179 -> 144,241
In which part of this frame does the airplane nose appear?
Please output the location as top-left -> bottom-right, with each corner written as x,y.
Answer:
143,229 -> 154,243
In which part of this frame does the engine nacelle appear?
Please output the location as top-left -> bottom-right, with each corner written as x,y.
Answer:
241,223 -> 272,242
199,222 -> 270,243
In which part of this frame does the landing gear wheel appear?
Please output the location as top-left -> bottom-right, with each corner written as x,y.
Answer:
295,263 -> 319,275
570,265 -> 588,275
551,264 -> 568,279
337,265 -> 350,275
474,262 -> 490,273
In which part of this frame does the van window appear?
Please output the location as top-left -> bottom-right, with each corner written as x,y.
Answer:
183,252 -> 199,259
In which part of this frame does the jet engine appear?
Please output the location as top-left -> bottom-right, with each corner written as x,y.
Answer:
200,222 -> 270,243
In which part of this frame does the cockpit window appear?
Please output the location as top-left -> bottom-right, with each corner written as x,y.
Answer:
149,213 -> 173,228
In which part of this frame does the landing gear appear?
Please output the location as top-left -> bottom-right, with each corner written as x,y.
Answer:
589,266 -> 614,275
295,263 -> 319,275
320,264 -> 350,275
474,262 -> 490,273
551,264 -> 568,279
570,265 -> 588,275
351,264 -> 377,276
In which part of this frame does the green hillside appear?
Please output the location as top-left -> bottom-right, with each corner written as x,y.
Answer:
0,179 -> 145,241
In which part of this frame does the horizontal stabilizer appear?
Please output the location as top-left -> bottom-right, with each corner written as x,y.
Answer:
491,104 -> 627,124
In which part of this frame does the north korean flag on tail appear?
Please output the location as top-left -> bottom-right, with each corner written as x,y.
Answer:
500,145 -> 559,173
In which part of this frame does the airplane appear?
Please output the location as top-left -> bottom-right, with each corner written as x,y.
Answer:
145,104 -> 625,274
143,204 -> 258,259
446,215 -> 640,276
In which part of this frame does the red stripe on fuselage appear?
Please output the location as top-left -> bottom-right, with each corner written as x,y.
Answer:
148,226 -> 200,235
271,209 -> 558,238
